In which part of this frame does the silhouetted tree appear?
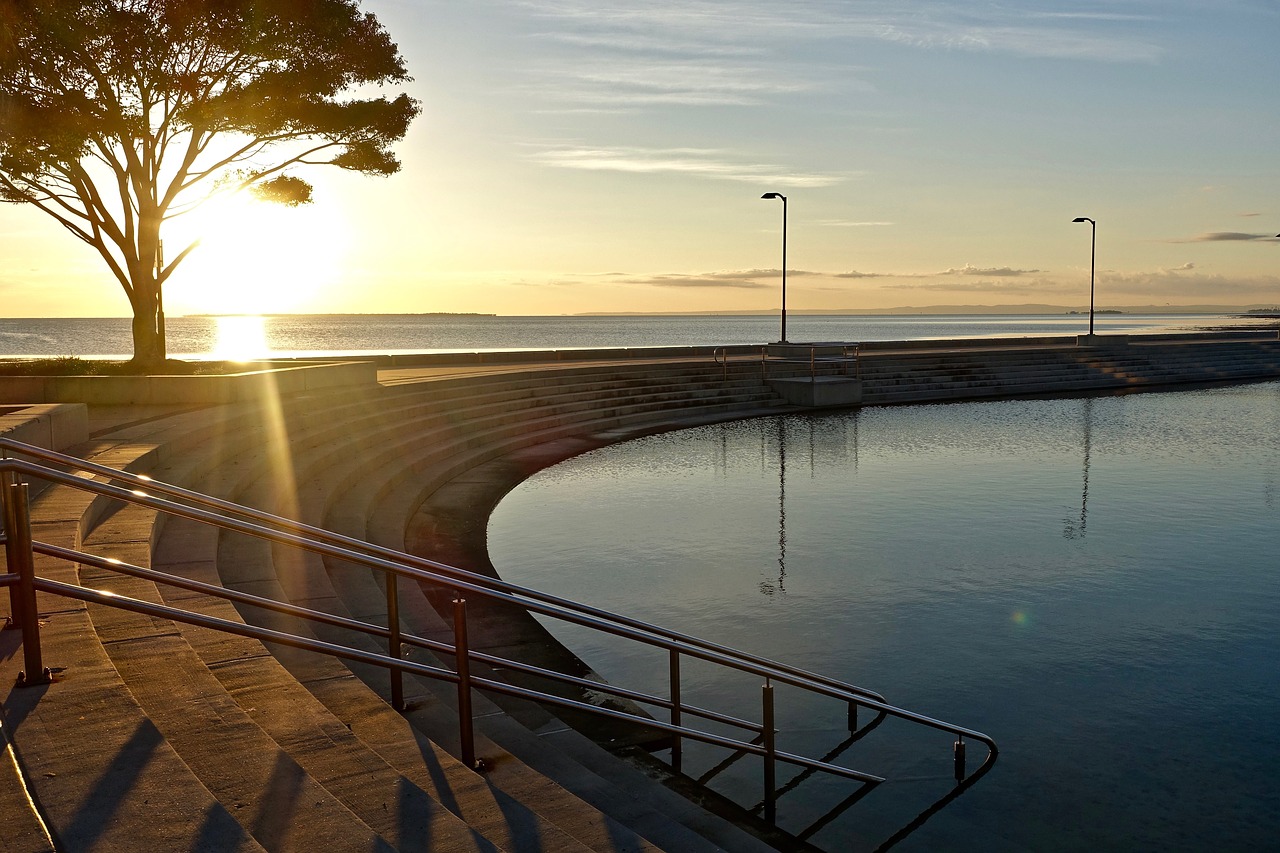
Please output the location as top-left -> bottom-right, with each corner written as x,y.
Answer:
0,0 -> 418,367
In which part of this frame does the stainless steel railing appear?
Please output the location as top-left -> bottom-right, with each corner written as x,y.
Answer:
758,344 -> 861,381
1,437 -> 996,832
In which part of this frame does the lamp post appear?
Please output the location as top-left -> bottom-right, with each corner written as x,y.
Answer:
1072,217 -> 1097,335
761,192 -> 788,343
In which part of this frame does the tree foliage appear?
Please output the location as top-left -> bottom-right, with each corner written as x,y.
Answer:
0,0 -> 419,365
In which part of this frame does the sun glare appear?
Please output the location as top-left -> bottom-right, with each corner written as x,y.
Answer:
211,314 -> 272,361
166,192 -> 350,315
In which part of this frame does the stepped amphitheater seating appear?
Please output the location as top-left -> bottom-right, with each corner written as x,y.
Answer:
2,359 -> 789,852
5,340 -> 1280,851
852,338 -> 1280,404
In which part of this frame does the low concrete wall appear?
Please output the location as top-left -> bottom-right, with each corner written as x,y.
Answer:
0,360 -> 377,405
768,377 -> 863,407
0,403 -> 89,451
379,344 -> 764,367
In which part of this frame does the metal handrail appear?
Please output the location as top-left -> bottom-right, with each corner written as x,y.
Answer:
41,541 -> 759,735
0,439 -> 887,706
713,347 -> 728,381
21,574 -> 878,786
1,439 -> 996,745
761,345 -> 861,381
1,439 -> 997,826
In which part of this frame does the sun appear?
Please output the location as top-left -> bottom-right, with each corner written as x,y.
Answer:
164,191 -> 350,315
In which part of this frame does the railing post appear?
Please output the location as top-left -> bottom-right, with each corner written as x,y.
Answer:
2,469 -> 21,628
386,571 -> 404,711
6,481 -> 49,687
453,598 -> 477,769
762,679 -> 776,823
847,699 -> 857,731
669,649 -> 682,774
954,736 -> 966,782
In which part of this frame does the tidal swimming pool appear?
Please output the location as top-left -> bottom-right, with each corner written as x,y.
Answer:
487,381 -> 1280,851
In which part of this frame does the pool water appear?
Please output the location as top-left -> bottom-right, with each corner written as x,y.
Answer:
487,382 -> 1280,851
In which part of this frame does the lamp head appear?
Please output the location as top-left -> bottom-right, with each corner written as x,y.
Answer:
761,192 -> 786,200
1072,217 -> 1094,224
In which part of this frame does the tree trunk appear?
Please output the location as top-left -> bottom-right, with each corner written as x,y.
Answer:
129,284 -> 165,371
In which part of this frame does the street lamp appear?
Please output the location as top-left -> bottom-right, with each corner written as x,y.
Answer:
761,192 -> 788,343
1072,217 -> 1097,335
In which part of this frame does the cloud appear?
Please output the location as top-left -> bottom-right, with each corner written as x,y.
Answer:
604,268 -> 828,288
526,144 -> 846,187
532,59 -> 821,107
517,1 -> 1166,64
880,278 -> 1074,294
620,274 -> 771,289
834,270 -> 890,279
938,264 -> 1043,277
816,220 -> 894,228
1096,269 -> 1280,299
1177,232 -> 1280,242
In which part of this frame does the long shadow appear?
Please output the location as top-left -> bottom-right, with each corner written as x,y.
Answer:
407,724 -> 547,852
249,751 -> 308,850
0,626 -> 20,664
63,719 -> 164,848
191,801 -> 256,853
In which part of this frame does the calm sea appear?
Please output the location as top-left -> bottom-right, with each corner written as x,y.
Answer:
489,383 -> 1280,851
0,313 -> 1249,358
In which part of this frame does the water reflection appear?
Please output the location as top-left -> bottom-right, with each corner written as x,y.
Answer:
761,417 -> 788,597
489,382 -> 1280,851
211,314 -> 271,361
1062,397 -> 1094,540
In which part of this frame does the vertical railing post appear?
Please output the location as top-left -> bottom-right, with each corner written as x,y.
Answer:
386,571 -> 404,711
6,481 -> 49,686
762,679 -> 776,823
669,649 -> 682,774
453,598 -> 477,769
847,700 -> 858,732
2,469 -> 22,628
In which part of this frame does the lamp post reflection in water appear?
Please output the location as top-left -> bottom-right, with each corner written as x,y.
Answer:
761,417 -> 788,596
1063,397 -> 1094,539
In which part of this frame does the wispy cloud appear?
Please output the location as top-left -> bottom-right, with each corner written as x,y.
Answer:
615,268 -> 820,288
880,278 -> 1073,294
1096,269 -> 1280,298
516,0 -> 1166,64
539,60 -> 819,107
816,220 -> 895,228
1176,232 -> 1280,242
939,264 -> 1043,276
526,144 -> 846,186
620,274 -> 770,289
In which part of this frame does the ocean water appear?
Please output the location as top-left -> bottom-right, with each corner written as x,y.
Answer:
487,383 -> 1280,851
0,313 -> 1248,358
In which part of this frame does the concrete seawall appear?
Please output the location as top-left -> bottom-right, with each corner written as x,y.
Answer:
4,330 -> 1280,852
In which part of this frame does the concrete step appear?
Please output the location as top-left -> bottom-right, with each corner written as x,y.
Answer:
79,506 -> 489,853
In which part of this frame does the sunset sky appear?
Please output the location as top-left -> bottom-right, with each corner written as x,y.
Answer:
3,0 -> 1279,317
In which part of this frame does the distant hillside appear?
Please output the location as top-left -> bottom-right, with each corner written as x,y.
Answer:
579,304 -> 1264,317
